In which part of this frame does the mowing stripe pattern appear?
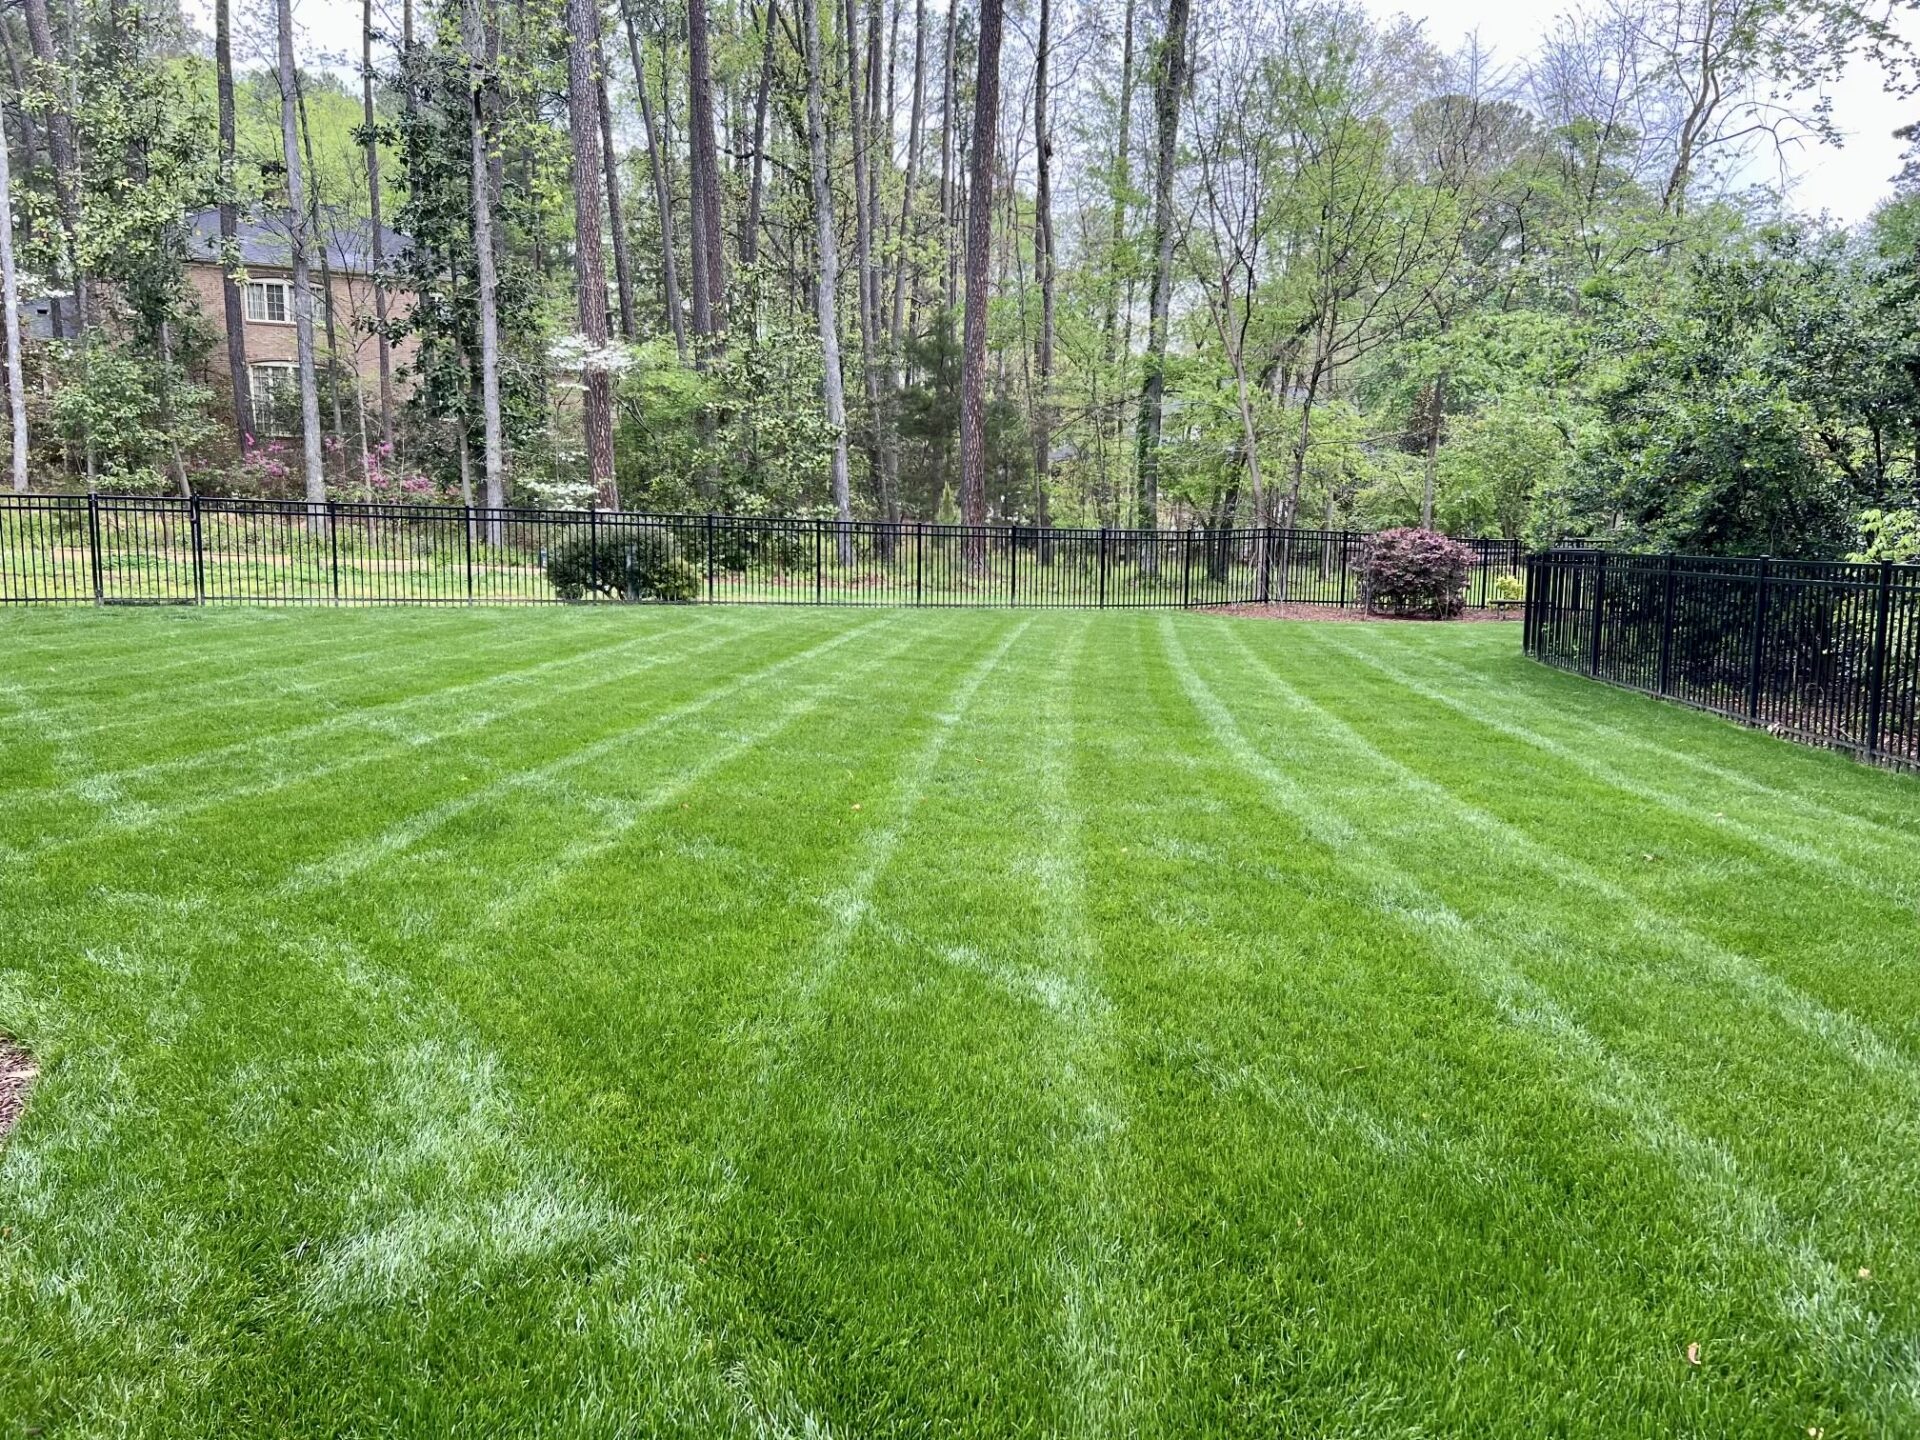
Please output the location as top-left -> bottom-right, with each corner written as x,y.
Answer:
1,606 -> 1916,1438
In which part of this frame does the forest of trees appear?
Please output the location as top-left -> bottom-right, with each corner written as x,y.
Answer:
1,0 -> 1918,558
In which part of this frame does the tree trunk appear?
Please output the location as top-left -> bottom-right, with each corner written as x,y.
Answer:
0,104 -> 26,492
1,22 -> 43,181
1131,0 -> 1189,555
211,0 -> 255,448
623,10 -> 688,361
565,0 -> 618,507
801,0 -> 853,558
890,0 -> 924,377
21,0 -> 75,331
687,0 -> 727,337
938,0 -> 957,313
1421,371 -> 1443,529
742,0 -> 778,267
276,0 -> 327,523
598,64 -> 639,339
957,0 -> 1002,561
468,0 -> 506,538
1031,0 -> 1054,541
864,0 -> 885,332
843,0 -> 887,521
1098,0 -> 1135,524
296,77 -> 348,448
362,0 -> 394,450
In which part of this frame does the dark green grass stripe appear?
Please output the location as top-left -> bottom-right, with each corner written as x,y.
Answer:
1158,616 -> 1902,1433
1375,621 -> 1920,837
0,613 -> 761,866
1299,628 -> 1920,917
1246,625 -> 1920,1069
1064,619 -> 1740,1433
6,606 -> 500,714
0,617 -> 1000,1437
26,609 -> 660,748
0,605 -> 494,696
6,608 -> 751,805
1306,624 -> 1920,881
278,613 -> 899,895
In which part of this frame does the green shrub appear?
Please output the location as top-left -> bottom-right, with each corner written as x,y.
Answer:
545,527 -> 701,602
1491,573 -> 1526,603
712,523 -> 813,574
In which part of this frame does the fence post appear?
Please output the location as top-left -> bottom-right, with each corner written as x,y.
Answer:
914,522 -> 924,604
1656,552 -> 1678,697
1009,526 -> 1018,604
1521,555 -> 1535,651
1182,527 -> 1193,608
1097,527 -> 1109,609
588,504 -> 599,600
1746,556 -> 1772,721
86,493 -> 103,604
1865,559 -> 1894,757
463,504 -> 475,602
190,494 -> 205,605
328,501 -> 341,603
1587,550 -> 1606,676
705,513 -> 716,603
814,518 -> 824,603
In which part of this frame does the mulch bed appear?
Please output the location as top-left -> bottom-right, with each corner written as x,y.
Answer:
1212,603 -> 1522,624
0,1039 -> 35,1140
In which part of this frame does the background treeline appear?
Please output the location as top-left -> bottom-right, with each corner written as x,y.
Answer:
2,0 -> 1918,558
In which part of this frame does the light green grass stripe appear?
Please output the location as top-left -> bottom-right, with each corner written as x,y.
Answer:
30,611 -> 652,746
1308,628 -> 1920,916
2,618 -> 977,1440
692,613 -> 1033,1172
662,615 -> 1033,1427
1214,622 -> 1920,1087
1159,617 -> 1906,1427
1318,623 -> 1920,859
475,617 -> 944,930
13,608 -> 749,807
0,605 -> 490,694
3,614 -> 756,868
281,614 -> 900,895
1002,620 -> 1156,1439
7,609 -> 508,726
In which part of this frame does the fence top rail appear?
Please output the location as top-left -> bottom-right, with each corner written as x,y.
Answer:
1534,547 -> 1920,581
0,494 -> 1545,553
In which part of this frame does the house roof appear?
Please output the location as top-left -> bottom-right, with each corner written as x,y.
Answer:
186,207 -> 409,275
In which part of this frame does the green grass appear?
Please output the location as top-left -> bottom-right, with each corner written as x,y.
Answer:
2,605 -> 1917,1438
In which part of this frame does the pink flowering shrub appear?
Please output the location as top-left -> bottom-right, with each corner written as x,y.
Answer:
1363,528 -> 1476,619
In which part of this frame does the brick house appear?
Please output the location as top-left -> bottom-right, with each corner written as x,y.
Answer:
182,208 -> 416,435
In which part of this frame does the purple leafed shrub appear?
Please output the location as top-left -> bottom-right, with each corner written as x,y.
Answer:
1363,528 -> 1476,619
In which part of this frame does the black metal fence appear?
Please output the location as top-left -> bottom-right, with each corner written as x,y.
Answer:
0,494 -> 1527,612
1525,548 -> 1920,771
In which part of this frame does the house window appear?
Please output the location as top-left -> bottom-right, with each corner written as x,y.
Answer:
245,279 -> 292,324
250,363 -> 299,436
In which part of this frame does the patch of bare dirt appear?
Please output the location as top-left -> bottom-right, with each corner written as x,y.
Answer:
0,1039 -> 35,1140
1210,603 -> 1523,624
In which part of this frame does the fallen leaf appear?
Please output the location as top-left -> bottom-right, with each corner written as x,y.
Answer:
1858,1267 -> 1873,1280
851,804 -> 863,811
1686,1342 -> 1701,1366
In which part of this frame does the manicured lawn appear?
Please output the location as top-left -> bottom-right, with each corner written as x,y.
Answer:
2,604 -> 1917,1438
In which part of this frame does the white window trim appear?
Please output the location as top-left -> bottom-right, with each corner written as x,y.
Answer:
245,278 -> 294,326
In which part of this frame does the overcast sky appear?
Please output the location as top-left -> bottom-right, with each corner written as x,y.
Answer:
258,0 -> 1915,226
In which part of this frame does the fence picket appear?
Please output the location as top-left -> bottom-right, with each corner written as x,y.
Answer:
1527,547 -> 1919,773
0,494 -> 1534,621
